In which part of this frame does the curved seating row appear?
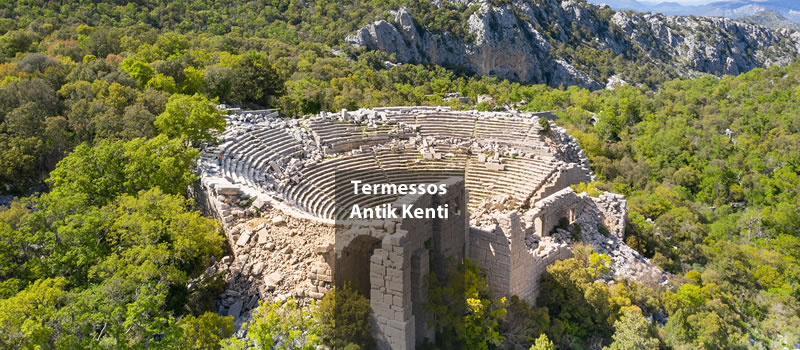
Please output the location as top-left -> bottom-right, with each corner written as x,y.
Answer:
213,112 -> 562,220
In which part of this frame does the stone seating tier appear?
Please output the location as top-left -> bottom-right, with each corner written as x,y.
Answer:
207,109 -> 576,220
415,113 -> 477,139
295,156 -> 378,214
474,118 -> 533,142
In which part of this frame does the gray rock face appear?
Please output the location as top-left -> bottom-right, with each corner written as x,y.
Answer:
346,1 -> 800,89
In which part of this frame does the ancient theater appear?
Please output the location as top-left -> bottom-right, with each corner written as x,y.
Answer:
195,107 -> 662,349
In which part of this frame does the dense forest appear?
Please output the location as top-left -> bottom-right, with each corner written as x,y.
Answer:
1,0 -> 799,349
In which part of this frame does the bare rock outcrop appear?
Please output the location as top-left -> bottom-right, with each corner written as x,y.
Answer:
346,1 -> 800,89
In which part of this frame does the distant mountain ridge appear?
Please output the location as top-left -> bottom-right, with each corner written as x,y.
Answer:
740,10 -> 800,30
347,0 -> 800,90
592,0 -> 800,25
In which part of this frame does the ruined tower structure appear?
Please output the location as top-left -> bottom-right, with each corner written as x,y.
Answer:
195,107 -> 654,349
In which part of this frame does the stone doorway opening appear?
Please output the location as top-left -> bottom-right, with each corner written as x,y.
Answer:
336,235 -> 382,298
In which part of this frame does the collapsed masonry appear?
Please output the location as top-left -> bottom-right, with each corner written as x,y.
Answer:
194,107 -> 667,349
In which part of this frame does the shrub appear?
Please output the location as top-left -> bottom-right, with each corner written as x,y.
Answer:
538,117 -> 551,135
315,284 -> 373,349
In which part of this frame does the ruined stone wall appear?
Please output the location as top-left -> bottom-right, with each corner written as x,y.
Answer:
508,236 -> 572,303
468,188 -> 589,304
524,187 -> 589,237
590,192 -> 627,239
468,226 -> 512,297
333,177 -> 466,350
530,163 -> 593,205
427,177 -> 469,269
505,208 -> 573,304
466,186 -> 637,305
471,188 -> 616,304
368,212 -> 429,350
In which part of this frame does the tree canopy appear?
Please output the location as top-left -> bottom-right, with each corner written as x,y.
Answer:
155,93 -> 226,145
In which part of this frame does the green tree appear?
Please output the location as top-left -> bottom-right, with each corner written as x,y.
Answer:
177,312 -> 234,350
203,65 -> 234,101
425,259 -> 506,349
121,57 -> 154,87
182,66 -> 205,95
45,135 -> 199,208
230,51 -> 284,107
501,296 -> 550,348
0,278 -> 67,349
233,298 -> 320,349
2,187 -> 225,348
605,307 -> 660,350
0,30 -> 35,57
538,244 -> 625,342
530,334 -> 555,350
315,284 -> 372,349
147,73 -> 178,93
155,93 -> 225,145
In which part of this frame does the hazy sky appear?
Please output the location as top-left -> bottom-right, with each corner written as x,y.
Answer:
637,0 -> 717,4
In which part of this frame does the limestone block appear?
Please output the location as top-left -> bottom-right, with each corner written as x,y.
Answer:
318,273 -> 333,282
372,302 -> 392,319
235,231 -> 251,246
257,229 -> 268,244
371,274 -> 385,286
386,267 -> 402,279
387,319 -> 405,331
315,242 -> 333,254
381,239 -> 394,252
265,272 -> 283,290
388,252 -> 402,266
371,251 -> 387,265
251,198 -> 265,210
371,264 -> 386,277
388,281 -> 403,292
251,262 -> 265,275
217,186 -> 240,195
271,215 -> 286,225
227,300 -> 243,318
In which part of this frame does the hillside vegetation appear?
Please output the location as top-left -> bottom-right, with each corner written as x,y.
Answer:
0,0 -> 799,349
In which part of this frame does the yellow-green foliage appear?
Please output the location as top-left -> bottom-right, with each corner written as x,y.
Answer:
572,181 -> 603,197
315,285 -> 373,349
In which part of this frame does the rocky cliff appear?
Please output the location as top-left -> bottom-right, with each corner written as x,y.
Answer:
346,0 -> 800,89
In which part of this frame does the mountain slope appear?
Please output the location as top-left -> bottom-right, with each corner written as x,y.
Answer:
347,0 -> 800,89
740,10 -> 800,30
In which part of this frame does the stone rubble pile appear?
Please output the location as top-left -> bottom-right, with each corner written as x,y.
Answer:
571,193 -> 669,285
209,205 -> 335,327
548,125 -> 592,171
471,186 -> 668,289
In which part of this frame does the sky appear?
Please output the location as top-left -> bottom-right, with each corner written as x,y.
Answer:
637,0 -> 717,4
